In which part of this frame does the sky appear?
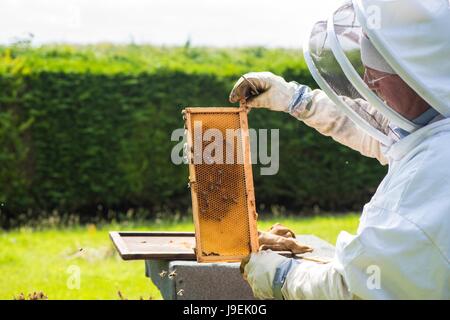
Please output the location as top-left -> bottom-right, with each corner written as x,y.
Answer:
0,0 -> 341,47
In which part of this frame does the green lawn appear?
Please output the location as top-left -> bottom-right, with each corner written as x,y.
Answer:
0,213 -> 359,300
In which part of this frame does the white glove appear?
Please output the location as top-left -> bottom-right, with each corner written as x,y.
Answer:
229,72 -> 303,112
242,250 -> 297,300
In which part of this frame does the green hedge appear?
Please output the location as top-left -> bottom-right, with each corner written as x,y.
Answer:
0,44 -> 387,225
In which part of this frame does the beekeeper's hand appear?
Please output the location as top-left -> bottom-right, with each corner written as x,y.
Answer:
229,72 -> 310,112
258,223 -> 313,254
240,250 -> 299,300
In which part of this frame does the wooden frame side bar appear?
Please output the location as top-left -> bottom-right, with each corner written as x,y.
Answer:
184,110 -> 204,262
239,110 -> 259,253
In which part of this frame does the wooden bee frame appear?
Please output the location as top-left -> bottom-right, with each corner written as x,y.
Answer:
183,107 -> 259,262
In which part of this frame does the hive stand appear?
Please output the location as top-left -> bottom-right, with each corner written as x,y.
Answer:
144,234 -> 335,300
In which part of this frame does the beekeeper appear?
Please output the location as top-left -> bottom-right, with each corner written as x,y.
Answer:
230,0 -> 450,299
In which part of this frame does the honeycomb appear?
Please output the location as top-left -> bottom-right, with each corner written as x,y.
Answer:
183,107 -> 259,262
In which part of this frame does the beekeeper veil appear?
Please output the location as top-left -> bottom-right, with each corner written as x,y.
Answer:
303,0 -> 450,146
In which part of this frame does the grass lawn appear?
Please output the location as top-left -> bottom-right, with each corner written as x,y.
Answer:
0,213 -> 359,300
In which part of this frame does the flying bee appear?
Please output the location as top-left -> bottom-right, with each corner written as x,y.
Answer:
168,269 -> 177,279
159,270 -> 168,278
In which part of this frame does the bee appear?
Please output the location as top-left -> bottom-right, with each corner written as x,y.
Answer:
117,290 -> 127,300
168,269 -> 177,279
159,270 -> 168,278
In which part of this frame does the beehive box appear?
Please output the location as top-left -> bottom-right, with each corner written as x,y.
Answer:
183,107 -> 259,262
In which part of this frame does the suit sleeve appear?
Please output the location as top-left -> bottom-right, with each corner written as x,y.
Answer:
281,260 -> 354,300
290,89 -> 389,165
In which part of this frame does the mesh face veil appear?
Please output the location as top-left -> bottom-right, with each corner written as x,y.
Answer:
327,2 -> 419,133
304,18 -> 395,146
304,0 -> 450,145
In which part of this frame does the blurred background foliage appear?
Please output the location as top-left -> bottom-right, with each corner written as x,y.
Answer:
0,44 -> 387,228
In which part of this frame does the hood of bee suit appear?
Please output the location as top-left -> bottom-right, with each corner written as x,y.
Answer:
360,34 -> 395,75
354,0 -> 450,117
303,0 -> 450,147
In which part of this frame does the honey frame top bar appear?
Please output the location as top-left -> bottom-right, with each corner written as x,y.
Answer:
183,107 -> 246,113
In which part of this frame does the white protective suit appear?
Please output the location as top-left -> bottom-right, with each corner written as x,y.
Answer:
280,89 -> 450,299
241,0 -> 450,300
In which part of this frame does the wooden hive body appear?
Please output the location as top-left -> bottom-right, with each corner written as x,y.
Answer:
183,107 -> 259,262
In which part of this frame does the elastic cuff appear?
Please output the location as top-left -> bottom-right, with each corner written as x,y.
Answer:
272,259 -> 300,300
288,85 -> 312,116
